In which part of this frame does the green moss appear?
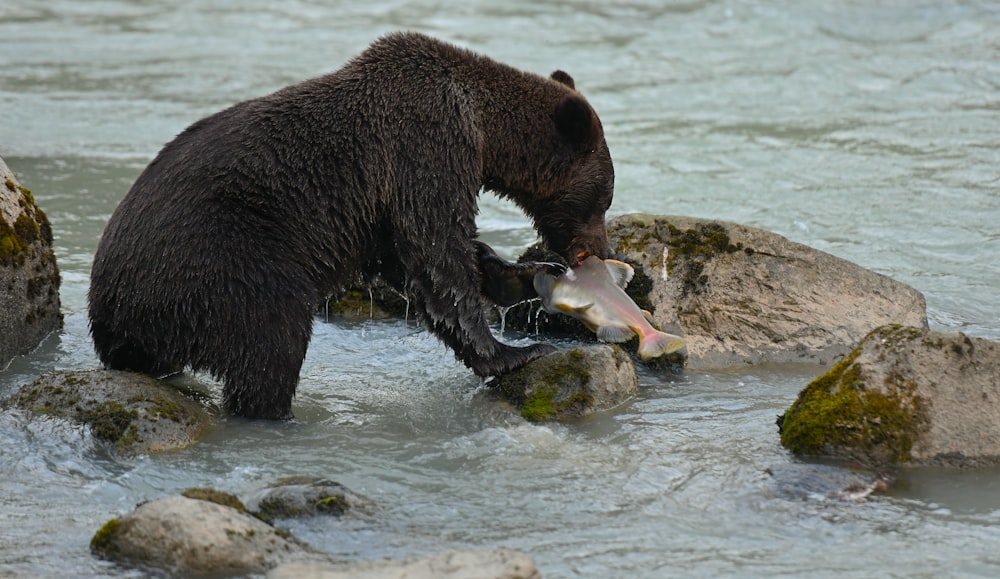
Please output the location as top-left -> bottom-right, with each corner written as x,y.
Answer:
78,402 -> 139,446
127,394 -> 185,423
315,495 -> 348,515
182,488 -> 248,513
0,179 -> 49,267
520,386 -> 558,422
779,339 -> 929,465
90,518 -> 122,559
518,350 -> 594,422
664,222 -> 742,294
0,217 -> 29,266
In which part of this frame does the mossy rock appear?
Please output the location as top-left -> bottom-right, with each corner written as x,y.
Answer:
778,324 -> 1000,467
245,476 -> 377,521
777,340 -> 928,466
489,345 -> 638,422
320,276 -> 411,320
4,369 -> 216,456
0,156 -> 62,368
90,495 -> 312,575
605,214 -> 928,370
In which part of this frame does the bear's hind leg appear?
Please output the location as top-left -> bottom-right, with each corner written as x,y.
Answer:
215,303 -> 313,420
90,320 -> 181,377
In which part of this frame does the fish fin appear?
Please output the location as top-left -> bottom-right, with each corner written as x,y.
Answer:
596,325 -> 636,343
533,272 -> 556,300
602,259 -> 635,289
637,331 -> 686,361
641,309 -> 654,324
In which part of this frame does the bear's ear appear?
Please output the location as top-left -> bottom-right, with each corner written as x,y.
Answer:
550,70 -> 575,89
554,94 -> 597,146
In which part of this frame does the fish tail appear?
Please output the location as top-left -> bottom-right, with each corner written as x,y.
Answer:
637,330 -> 686,361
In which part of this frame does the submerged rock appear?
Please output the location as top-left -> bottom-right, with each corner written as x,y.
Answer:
245,476 -> 377,521
268,548 -> 540,579
91,495 -> 320,576
779,325 -> 1000,467
4,369 -> 214,455
0,156 -> 62,369
605,214 -> 927,369
489,345 -> 638,422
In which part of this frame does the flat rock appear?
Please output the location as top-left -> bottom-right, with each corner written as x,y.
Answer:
779,325 -> 1000,467
0,156 -> 62,369
268,548 -> 541,579
91,495 -> 319,576
4,369 -> 214,455
607,214 -> 928,368
489,345 -> 638,422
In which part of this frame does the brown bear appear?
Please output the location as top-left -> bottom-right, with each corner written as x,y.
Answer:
88,32 -> 615,419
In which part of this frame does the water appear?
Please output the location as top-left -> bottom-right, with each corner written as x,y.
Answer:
2,1 -> 1000,577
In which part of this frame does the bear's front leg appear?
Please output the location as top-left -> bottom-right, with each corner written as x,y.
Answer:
475,241 -> 566,307
401,242 -> 558,377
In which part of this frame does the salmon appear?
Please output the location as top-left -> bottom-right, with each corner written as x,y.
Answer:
533,256 -> 686,360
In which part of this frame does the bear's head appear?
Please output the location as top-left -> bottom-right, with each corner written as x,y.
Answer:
482,70 -> 615,267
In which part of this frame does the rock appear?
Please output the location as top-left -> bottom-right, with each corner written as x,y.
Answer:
267,548 -> 541,579
0,156 -> 62,369
778,325 -> 1000,467
3,369 -> 214,455
246,476 -> 377,521
489,345 -> 638,422
320,276 -> 411,321
605,214 -> 927,368
91,495 -> 319,576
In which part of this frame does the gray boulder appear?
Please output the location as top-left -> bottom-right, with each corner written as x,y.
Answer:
0,156 -> 61,369
268,548 -> 540,579
91,494 -> 321,576
489,345 -> 638,422
779,325 -> 1000,467
4,369 -> 214,455
608,214 -> 927,368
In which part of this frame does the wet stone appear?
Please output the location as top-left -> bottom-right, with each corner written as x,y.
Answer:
0,155 -> 62,369
779,325 -> 1000,468
245,476 -> 378,521
3,369 -> 215,456
489,345 -> 638,422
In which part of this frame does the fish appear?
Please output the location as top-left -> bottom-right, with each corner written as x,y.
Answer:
533,256 -> 686,360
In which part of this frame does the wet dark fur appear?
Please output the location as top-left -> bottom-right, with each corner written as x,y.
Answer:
88,32 -> 615,418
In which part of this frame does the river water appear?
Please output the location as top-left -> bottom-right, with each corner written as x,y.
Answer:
2,1 -> 1000,577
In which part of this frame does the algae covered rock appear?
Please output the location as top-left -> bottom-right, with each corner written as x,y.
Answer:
4,369 -> 214,455
0,156 -> 61,368
245,476 -> 377,521
779,325 -> 1000,467
490,345 -> 638,422
606,214 -> 927,369
91,495 -> 319,576
268,548 -> 541,579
